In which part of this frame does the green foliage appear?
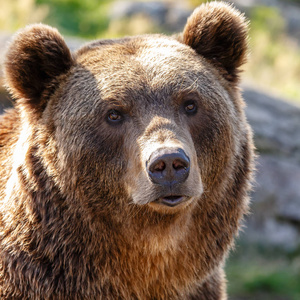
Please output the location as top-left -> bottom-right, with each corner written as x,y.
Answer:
187,0 -> 208,7
244,5 -> 300,102
35,0 -> 111,38
0,0 -> 48,31
245,271 -> 300,297
250,6 -> 285,39
226,241 -> 300,300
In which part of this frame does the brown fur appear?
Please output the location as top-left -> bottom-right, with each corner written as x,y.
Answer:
0,2 -> 254,299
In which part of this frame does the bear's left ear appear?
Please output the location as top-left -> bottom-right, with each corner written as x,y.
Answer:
4,24 -> 73,112
182,2 -> 248,82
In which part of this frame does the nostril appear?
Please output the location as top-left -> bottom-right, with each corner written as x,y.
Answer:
152,160 -> 166,173
172,159 -> 188,171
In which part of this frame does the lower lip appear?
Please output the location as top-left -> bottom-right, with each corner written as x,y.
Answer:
154,196 -> 188,207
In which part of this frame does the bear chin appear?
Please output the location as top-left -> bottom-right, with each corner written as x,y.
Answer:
148,196 -> 198,215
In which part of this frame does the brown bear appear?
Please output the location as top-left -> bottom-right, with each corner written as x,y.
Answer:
0,2 -> 254,299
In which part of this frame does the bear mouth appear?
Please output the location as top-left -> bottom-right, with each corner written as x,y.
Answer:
154,195 -> 189,207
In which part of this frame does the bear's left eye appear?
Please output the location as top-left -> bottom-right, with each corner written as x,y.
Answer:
184,101 -> 197,115
107,109 -> 123,123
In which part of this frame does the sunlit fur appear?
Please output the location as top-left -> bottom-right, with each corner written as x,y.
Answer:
0,2 -> 254,299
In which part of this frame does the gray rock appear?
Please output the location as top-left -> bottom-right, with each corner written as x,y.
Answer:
244,155 -> 300,250
0,93 -> 12,115
110,1 -> 169,26
110,1 -> 191,32
244,88 -> 300,161
243,88 -> 300,251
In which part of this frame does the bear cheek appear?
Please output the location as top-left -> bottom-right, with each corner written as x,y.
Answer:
192,120 -> 234,192
52,119 -> 126,200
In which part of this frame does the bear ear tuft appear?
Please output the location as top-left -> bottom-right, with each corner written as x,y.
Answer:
182,2 -> 248,82
4,24 -> 73,110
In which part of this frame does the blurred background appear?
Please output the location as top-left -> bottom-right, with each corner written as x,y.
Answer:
0,0 -> 299,299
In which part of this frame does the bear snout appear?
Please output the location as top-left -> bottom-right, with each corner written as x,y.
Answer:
146,147 -> 190,187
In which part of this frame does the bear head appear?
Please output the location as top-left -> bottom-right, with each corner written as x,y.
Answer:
4,2 -> 251,230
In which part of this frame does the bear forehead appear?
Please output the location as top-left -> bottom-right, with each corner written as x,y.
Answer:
72,36 -> 219,106
76,36 -> 209,84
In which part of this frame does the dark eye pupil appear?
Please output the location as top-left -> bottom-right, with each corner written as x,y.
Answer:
185,102 -> 197,114
109,113 -> 120,121
186,104 -> 195,111
108,110 -> 122,122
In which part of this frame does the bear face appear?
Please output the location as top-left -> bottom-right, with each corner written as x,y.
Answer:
0,2 -> 254,299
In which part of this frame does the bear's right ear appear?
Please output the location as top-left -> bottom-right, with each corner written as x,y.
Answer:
182,2 -> 248,83
4,24 -> 73,111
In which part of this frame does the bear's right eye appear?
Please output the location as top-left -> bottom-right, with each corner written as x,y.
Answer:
107,109 -> 123,124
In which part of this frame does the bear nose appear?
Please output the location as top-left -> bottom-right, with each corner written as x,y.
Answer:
147,148 -> 190,186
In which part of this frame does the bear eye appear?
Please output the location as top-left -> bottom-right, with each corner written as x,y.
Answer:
184,101 -> 197,115
107,109 -> 123,123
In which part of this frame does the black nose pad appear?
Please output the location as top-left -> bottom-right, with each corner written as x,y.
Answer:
147,148 -> 190,186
